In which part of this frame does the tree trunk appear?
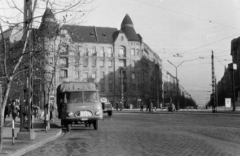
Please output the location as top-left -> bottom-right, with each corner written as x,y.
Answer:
0,83 -> 2,151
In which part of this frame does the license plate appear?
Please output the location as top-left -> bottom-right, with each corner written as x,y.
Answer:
81,118 -> 88,121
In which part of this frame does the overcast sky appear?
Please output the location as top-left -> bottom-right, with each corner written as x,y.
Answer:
1,0 -> 240,106
82,0 -> 240,106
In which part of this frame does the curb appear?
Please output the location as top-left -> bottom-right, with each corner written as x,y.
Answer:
10,129 -> 62,156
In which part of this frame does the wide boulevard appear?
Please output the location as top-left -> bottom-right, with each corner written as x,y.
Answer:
24,110 -> 240,156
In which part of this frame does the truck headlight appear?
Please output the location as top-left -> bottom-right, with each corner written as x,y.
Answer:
95,110 -> 102,116
68,112 -> 73,117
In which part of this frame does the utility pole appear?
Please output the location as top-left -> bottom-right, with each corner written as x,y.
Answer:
17,0 -> 35,140
211,51 -> 216,113
215,77 -> 218,111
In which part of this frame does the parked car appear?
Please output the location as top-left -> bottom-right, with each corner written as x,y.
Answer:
167,103 -> 176,112
100,97 -> 113,116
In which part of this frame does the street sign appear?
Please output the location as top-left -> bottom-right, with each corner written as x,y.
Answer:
225,98 -> 231,108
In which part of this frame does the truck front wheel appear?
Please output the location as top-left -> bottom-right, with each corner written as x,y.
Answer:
93,120 -> 98,130
67,123 -> 71,131
108,111 -> 112,116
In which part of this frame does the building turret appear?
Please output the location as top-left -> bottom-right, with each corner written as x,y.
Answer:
120,14 -> 140,42
39,8 -> 58,37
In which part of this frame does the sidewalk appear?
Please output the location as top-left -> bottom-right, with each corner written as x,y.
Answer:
115,108 -> 240,114
0,116 -> 62,156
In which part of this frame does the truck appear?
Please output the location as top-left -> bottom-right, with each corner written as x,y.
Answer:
57,82 -> 103,131
100,97 -> 113,116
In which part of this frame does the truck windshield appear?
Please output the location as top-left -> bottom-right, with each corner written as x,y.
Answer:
68,92 -> 83,103
84,91 -> 99,103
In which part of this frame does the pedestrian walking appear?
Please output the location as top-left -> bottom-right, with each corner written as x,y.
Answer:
119,102 -> 123,111
4,104 -> 9,122
7,103 -> 11,117
116,102 -> 119,111
11,100 -> 17,122
50,102 -> 56,122
150,101 -> 153,112
140,102 -> 143,112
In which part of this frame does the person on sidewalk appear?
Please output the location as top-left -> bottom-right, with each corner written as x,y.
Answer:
116,102 -> 119,111
11,100 -> 17,122
7,103 -> 12,117
50,102 -> 56,122
4,104 -> 9,123
140,102 -> 143,112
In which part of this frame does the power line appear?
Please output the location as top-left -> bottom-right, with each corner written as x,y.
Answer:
131,0 -> 240,31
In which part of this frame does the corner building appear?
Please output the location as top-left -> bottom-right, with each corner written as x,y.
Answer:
39,9 -> 162,108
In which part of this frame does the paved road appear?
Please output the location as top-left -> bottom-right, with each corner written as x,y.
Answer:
23,111 -> 240,156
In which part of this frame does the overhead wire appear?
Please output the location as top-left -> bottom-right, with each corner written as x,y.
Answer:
131,0 -> 240,31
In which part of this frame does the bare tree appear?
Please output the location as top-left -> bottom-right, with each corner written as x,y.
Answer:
0,0 -> 92,150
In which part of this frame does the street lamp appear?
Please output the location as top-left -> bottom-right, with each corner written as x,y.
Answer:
167,60 -> 185,110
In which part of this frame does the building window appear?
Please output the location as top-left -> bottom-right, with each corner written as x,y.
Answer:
100,71 -> 105,80
99,47 -> 104,57
131,60 -> 135,67
92,71 -> 96,79
75,71 -> 79,79
132,73 -> 135,79
137,49 -> 140,56
119,47 -> 126,57
83,59 -> 88,67
108,59 -> 113,67
92,47 -> 96,56
61,43 -> 68,55
99,59 -> 104,67
59,57 -> 68,68
83,72 -> 88,82
100,82 -> 105,92
106,47 -> 113,57
119,59 -> 126,67
132,83 -> 136,91
131,49 -> 135,56
87,48 -> 92,56
82,49 -> 87,56
75,52 -> 80,67
60,69 -> 68,78
92,58 -> 96,67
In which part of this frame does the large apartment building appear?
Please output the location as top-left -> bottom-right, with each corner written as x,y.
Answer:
38,8 -> 162,108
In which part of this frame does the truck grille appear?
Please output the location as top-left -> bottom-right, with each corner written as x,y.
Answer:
75,111 -> 93,117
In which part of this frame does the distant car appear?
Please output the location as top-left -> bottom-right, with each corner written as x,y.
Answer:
167,103 -> 176,112
100,97 -> 113,116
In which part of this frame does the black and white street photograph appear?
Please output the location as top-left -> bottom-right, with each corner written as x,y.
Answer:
0,0 -> 240,156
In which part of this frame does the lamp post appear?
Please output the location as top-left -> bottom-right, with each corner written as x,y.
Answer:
167,60 -> 185,110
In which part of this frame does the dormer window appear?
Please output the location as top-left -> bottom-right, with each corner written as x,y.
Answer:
90,32 -> 94,37
102,33 -> 106,38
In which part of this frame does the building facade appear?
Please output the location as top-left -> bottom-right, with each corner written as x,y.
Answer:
38,8 -> 163,108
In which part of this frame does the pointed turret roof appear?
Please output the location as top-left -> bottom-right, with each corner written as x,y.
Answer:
42,7 -> 56,21
120,14 -> 140,42
39,8 -> 58,37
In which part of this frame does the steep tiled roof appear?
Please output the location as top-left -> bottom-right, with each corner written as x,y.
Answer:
61,25 -> 118,43
120,14 -> 140,42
